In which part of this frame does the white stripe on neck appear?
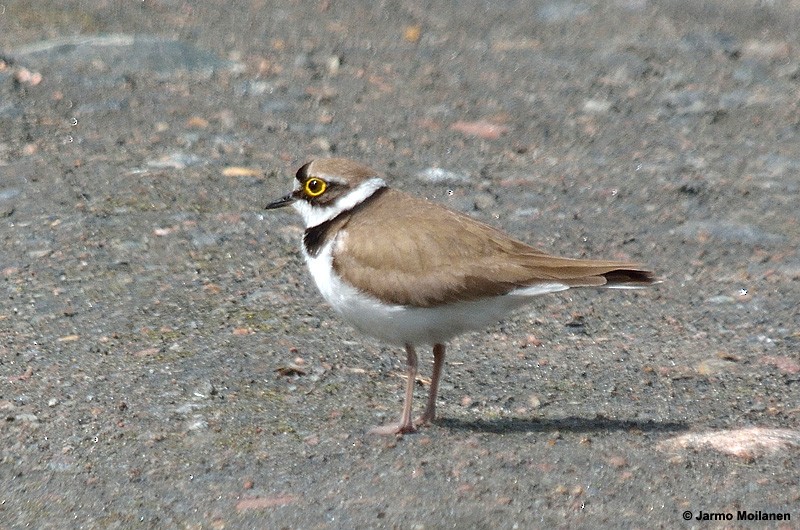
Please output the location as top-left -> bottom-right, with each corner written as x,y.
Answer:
292,177 -> 386,228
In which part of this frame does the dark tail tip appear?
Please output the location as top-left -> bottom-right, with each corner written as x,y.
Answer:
602,268 -> 659,286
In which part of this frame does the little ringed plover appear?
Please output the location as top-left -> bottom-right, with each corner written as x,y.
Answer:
266,158 -> 657,435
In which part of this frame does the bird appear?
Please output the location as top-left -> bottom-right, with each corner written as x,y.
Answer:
265,158 -> 657,435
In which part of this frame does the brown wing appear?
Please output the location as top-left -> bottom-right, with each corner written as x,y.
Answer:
333,189 -> 656,307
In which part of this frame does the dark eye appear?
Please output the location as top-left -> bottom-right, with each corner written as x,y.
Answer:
304,178 -> 327,197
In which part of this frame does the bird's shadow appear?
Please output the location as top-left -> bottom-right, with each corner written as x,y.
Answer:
438,415 -> 688,434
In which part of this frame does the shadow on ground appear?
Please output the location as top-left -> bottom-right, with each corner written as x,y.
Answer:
439,415 -> 689,434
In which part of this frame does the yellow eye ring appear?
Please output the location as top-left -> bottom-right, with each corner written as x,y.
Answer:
304,178 -> 327,197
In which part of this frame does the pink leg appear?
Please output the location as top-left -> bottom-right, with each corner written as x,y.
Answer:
370,344 -> 418,435
417,343 -> 445,425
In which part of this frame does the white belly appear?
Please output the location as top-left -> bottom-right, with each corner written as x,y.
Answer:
304,238 -> 567,346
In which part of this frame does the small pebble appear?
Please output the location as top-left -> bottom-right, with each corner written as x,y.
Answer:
417,167 -> 470,183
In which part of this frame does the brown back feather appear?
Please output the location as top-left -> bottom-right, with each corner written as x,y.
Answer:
332,189 -> 656,307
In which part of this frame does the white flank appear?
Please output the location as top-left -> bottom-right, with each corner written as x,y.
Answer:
304,236 -> 571,346
509,283 -> 570,296
292,177 -> 387,228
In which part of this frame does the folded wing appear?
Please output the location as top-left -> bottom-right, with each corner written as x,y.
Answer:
334,189 -> 656,307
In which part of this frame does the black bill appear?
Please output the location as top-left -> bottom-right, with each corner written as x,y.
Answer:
265,194 -> 295,210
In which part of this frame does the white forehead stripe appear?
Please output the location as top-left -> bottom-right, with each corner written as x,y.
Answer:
292,177 -> 387,228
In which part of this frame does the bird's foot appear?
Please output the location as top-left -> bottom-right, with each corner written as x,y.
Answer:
368,421 -> 417,436
414,414 -> 435,428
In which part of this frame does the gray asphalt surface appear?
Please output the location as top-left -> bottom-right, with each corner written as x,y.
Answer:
1,1 -> 799,528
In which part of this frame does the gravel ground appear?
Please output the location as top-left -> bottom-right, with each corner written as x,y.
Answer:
1,1 -> 799,528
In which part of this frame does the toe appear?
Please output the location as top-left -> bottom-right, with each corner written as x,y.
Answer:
369,422 -> 417,436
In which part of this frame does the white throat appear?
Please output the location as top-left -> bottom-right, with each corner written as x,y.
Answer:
292,177 -> 387,228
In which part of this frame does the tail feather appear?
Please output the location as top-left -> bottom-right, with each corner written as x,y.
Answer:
555,265 -> 660,290
601,268 -> 659,287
